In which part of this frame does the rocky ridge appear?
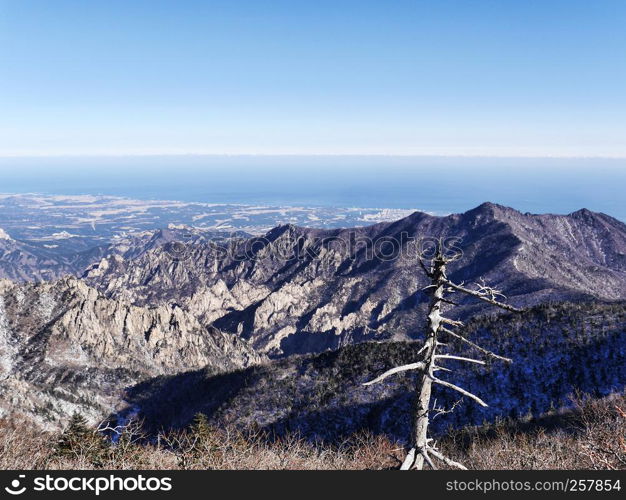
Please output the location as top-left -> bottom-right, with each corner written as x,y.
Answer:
85,203 -> 626,357
0,277 -> 262,428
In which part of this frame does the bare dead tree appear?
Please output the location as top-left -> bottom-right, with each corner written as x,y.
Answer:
364,241 -> 523,470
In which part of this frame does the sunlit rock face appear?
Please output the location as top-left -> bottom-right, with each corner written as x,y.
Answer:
0,277 -> 263,428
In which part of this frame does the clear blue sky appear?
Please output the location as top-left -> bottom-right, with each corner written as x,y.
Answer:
1,0 -> 626,156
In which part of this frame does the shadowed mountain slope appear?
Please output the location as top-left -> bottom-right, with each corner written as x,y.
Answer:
123,301 -> 626,443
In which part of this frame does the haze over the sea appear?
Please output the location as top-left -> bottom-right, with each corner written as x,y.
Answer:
0,155 -> 624,222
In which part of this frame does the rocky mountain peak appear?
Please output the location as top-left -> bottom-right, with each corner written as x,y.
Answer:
568,207 -> 614,225
460,201 -> 521,221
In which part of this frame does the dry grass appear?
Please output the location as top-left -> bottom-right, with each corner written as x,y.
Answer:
438,392 -> 626,470
1,393 -> 624,470
0,419 -> 401,470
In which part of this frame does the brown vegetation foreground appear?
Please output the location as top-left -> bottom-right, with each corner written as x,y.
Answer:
1,393 -> 624,470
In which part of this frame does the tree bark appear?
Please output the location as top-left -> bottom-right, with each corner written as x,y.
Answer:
404,256 -> 446,470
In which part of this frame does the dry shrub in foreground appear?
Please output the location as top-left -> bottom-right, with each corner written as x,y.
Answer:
438,392 -> 626,470
0,392 -> 623,470
0,416 -> 401,470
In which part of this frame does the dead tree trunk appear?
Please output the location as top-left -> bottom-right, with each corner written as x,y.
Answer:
364,242 -> 523,470
403,254 -> 445,469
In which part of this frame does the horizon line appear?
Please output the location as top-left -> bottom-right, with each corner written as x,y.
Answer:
2,152 -> 626,160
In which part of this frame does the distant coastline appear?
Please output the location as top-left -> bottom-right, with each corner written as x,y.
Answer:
0,155 -> 624,221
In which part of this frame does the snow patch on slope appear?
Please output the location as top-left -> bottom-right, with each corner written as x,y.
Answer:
0,228 -> 12,241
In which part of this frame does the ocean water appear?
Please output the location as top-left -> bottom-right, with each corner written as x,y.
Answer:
0,155 -> 625,221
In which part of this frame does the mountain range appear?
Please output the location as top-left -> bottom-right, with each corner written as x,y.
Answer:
84,202 -> 626,357
0,202 -> 625,430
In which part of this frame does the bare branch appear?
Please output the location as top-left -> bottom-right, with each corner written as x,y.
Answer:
442,279 -> 523,312
432,398 -> 463,420
475,277 -> 508,300
441,317 -> 464,327
431,377 -> 488,407
427,447 -> 468,470
416,343 -> 428,356
422,450 -> 438,470
96,421 -> 124,435
440,298 -> 460,306
363,362 -> 426,386
440,326 -> 512,363
435,354 -> 486,365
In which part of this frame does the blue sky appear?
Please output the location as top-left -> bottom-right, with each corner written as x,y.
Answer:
1,0 -> 626,157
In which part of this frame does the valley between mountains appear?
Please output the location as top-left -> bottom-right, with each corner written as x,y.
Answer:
0,202 -> 624,444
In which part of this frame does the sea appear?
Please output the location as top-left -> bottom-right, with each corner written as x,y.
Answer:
0,155 -> 624,221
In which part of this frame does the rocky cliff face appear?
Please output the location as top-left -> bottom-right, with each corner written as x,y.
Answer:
0,277 -> 262,428
85,203 -> 626,357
